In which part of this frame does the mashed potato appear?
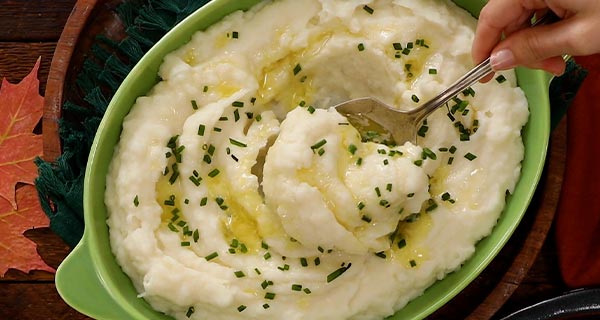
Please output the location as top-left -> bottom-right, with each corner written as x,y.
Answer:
105,0 -> 529,319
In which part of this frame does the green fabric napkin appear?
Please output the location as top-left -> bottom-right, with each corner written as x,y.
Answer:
35,1 -> 587,248
35,0 -> 208,247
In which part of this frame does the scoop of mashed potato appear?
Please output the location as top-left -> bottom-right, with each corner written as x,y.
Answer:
105,0 -> 529,319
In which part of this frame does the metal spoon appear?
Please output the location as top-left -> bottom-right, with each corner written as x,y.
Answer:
335,13 -> 558,145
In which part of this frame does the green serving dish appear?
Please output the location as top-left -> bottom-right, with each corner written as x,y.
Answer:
55,0 -> 551,319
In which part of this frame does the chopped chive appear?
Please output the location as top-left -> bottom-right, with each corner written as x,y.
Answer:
448,157 -> 455,165
264,292 -> 276,300
262,304 -> 270,309
405,63 -> 412,71
213,127 -> 222,132
361,215 -> 372,223
307,105 -> 316,114
264,252 -> 272,260
407,42 -> 414,49
393,42 -> 402,50
164,195 -> 175,206
356,157 -> 363,166
261,280 -> 269,289
318,246 -> 324,253
422,148 -> 437,160
255,114 -> 262,122
425,199 -> 438,212
240,243 -> 248,253
357,201 -> 366,210
191,100 -> 199,110
314,257 -> 321,266
495,75 -> 507,83
417,125 -> 429,137
407,192 -> 415,198
293,63 -> 302,75
208,169 -> 220,177
205,252 -> 218,261
442,192 -> 451,201
189,175 -> 202,186
397,238 -> 407,249
254,268 -> 261,275
464,153 -> 477,161
167,222 -> 178,232
414,159 -> 423,167
181,241 -> 191,247
357,43 -> 365,51
219,116 -> 228,121
303,288 -> 312,294
402,48 -> 411,55
237,305 -> 246,312
386,183 -> 393,192
133,195 -> 139,207
206,144 -> 215,156
449,146 -> 457,154
232,101 -> 244,108
375,251 -> 386,259
300,257 -> 308,267
203,85 -> 208,92
379,199 -> 391,208
233,109 -> 240,122
405,213 -> 420,223
193,229 -> 200,242
363,5 -> 374,14
229,138 -> 247,148
348,144 -> 358,155
291,284 -> 303,291
232,31 -> 239,39
311,139 -> 327,150
234,270 -> 245,278
411,94 -> 420,103
186,306 -> 195,317
261,241 -> 269,250
410,260 -> 417,267
326,263 -> 352,283
428,68 -> 437,75
197,125 -> 205,137
317,148 -> 325,156
375,187 -> 382,197
200,197 -> 208,206
203,155 -> 212,164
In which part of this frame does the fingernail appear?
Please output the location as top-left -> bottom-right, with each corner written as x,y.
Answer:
490,49 -> 516,70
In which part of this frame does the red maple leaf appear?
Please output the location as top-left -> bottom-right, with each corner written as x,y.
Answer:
0,184 -> 54,276
0,58 -> 44,209
0,59 -> 53,276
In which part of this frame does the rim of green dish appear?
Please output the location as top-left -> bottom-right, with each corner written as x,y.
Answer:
78,0 -> 550,319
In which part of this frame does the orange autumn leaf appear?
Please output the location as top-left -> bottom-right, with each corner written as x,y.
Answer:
0,184 -> 54,276
0,58 -> 44,209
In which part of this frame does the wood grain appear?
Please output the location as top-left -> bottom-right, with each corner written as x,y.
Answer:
0,42 -> 56,92
0,0 -> 77,41
0,283 -> 88,320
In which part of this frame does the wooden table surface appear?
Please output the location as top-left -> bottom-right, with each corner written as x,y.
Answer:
0,1 -> 569,319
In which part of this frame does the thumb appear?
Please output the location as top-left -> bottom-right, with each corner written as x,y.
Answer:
489,22 -> 573,71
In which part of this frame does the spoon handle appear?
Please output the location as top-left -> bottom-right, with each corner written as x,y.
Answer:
412,11 -> 560,124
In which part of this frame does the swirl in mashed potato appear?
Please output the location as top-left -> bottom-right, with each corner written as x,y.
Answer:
105,0 -> 529,319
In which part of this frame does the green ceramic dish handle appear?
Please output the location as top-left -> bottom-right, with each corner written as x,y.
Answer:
56,236 -> 129,319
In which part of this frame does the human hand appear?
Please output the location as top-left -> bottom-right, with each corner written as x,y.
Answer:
472,0 -> 600,77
